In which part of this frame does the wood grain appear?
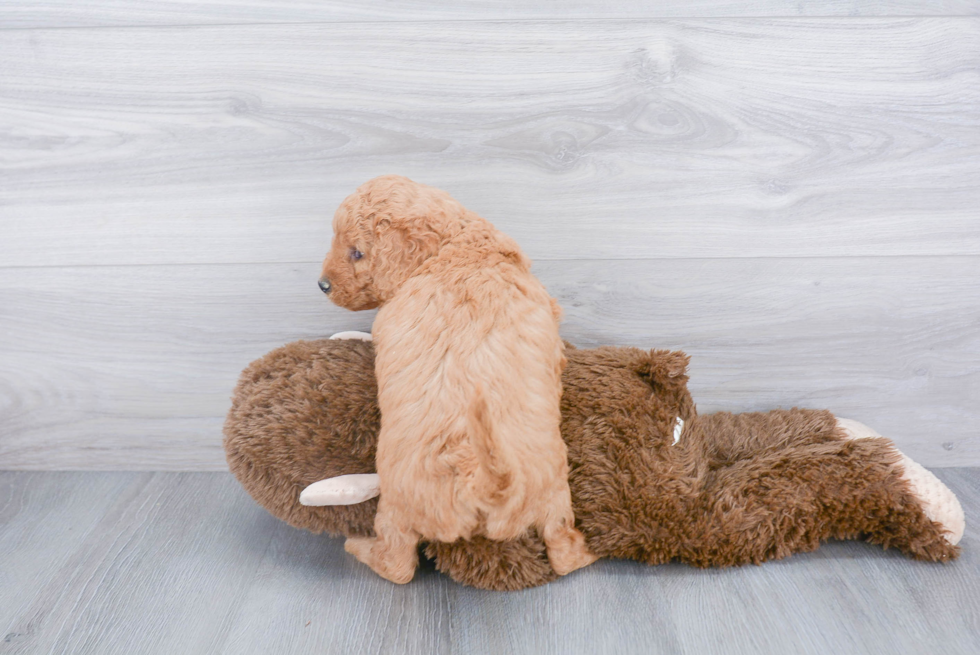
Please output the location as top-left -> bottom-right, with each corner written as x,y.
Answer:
0,472 -> 280,654
1,470 -> 978,654
3,1 -> 979,29
2,19 -> 978,266
1,14 -> 978,471
1,257 -> 976,470
0,472 -> 140,640
219,515 -> 454,654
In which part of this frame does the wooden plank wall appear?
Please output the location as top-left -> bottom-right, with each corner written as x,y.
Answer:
1,3 -> 978,469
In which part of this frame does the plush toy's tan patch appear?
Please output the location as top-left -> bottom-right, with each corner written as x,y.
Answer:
837,418 -> 964,545
224,339 -> 960,591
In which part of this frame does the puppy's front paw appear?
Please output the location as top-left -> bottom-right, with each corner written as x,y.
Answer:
344,536 -> 376,564
550,547 -> 599,576
344,537 -> 416,584
546,527 -> 599,576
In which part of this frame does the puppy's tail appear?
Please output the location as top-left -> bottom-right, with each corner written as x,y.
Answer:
469,386 -> 513,504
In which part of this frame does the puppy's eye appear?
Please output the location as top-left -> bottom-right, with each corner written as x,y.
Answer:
350,248 -> 364,261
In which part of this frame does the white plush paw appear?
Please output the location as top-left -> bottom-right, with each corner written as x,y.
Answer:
897,455 -> 965,546
329,331 -> 372,341
836,418 -> 965,545
299,474 -> 380,506
836,417 -> 882,440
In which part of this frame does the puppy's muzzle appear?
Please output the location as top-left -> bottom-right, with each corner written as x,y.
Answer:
318,278 -> 331,294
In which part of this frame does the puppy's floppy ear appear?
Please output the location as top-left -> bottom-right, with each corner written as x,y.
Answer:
368,212 -> 443,299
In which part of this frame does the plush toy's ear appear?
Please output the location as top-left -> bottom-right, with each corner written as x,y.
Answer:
634,350 -> 691,388
631,349 -> 696,421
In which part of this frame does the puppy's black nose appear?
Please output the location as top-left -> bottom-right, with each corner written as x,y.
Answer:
318,278 -> 331,294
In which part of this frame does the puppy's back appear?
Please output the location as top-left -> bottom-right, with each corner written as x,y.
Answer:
373,235 -> 567,541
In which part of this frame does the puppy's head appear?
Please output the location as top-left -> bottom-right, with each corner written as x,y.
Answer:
319,175 -> 469,310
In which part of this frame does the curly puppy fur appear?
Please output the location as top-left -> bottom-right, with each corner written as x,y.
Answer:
224,339 -> 960,591
318,176 -> 595,583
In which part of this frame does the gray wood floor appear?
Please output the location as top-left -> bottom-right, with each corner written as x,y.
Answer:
1,469 -> 977,655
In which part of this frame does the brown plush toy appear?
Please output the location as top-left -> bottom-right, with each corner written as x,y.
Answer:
223,333 -> 965,591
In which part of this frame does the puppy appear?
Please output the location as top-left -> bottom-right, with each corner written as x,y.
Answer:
319,175 -> 597,583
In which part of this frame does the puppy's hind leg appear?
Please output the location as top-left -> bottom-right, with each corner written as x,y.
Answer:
344,498 -> 419,584
539,483 -> 599,576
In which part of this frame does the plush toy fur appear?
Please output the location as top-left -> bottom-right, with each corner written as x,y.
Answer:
224,338 -> 962,591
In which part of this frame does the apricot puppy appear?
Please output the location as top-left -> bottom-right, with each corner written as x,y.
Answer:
319,175 -> 597,583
